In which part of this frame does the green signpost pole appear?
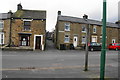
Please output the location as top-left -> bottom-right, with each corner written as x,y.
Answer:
100,0 -> 107,80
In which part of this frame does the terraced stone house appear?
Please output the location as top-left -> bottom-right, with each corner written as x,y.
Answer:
0,13 -> 11,46
54,11 -> 120,50
0,4 -> 46,50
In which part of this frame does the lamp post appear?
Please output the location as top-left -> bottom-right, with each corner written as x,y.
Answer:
83,14 -> 89,71
100,0 -> 107,79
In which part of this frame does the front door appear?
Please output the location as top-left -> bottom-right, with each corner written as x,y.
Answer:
73,36 -> 78,47
35,36 -> 41,49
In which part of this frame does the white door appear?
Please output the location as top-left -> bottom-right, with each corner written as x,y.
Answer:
112,39 -> 115,43
73,36 -> 78,47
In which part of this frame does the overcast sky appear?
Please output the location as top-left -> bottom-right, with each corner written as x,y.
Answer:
0,0 -> 119,31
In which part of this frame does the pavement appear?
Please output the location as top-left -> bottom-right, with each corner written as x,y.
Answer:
1,40 -> 119,79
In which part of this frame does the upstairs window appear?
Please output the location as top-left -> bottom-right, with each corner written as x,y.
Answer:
65,23 -> 70,31
82,25 -> 86,33
24,21 -> 31,31
0,21 -> 4,29
93,26 -> 97,33
64,35 -> 70,43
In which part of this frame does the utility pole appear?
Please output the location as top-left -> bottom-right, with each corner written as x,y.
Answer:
100,0 -> 107,80
83,14 -> 89,71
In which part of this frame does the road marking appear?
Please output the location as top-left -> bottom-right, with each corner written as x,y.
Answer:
1,55 -> 17,56
0,64 -> 117,71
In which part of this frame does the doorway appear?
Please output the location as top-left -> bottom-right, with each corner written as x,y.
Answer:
73,36 -> 78,47
34,35 -> 44,50
35,36 -> 41,49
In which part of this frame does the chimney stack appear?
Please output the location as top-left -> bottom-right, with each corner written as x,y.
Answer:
58,11 -> 61,15
83,14 -> 88,20
8,10 -> 13,17
17,3 -> 22,10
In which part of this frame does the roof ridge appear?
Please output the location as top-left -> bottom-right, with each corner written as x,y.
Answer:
59,15 -> 116,24
22,9 -> 46,12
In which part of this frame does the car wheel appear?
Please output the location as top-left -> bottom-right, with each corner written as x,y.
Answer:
91,48 -> 94,51
116,48 -> 118,51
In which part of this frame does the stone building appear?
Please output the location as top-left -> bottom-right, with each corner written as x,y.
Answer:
54,11 -> 120,50
0,4 -> 46,50
0,12 -> 11,46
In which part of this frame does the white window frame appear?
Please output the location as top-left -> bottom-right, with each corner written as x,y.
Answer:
93,26 -> 97,33
0,20 -> 4,29
0,32 -> 4,45
64,23 -> 70,31
92,36 -> 97,42
112,39 -> 116,43
82,25 -> 86,33
81,36 -> 86,44
23,19 -> 33,31
64,35 -> 70,43
34,35 -> 44,50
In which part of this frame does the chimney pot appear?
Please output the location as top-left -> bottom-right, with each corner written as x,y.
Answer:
83,14 -> 88,20
58,11 -> 61,15
17,3 -> 22,10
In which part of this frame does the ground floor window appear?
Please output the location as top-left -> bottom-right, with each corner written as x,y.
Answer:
82,36 -> 86,44
19,35 -> 30,46
0,32 -> 4,45
64,35 -> 70,43
92,36 -> 97,42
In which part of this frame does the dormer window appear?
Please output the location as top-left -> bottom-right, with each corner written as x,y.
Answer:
65,23 -> 70,31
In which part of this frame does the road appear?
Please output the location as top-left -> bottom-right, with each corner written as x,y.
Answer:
1,40 -> 119,78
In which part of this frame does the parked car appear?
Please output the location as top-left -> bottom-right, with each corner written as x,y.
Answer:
108,43 -> 120,50
84,42 -> 101,51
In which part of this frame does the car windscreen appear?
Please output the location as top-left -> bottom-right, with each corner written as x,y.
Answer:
116,44 -> 120,46
91,43 -> 100,46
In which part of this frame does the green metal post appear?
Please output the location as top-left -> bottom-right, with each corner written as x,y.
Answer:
100,0 -> 107,80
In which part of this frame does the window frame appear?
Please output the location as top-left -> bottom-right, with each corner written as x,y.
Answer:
19,35 -> 30,46
23,21 -> 31,31
93,26 -> 97,33
82,25 -> 86,33
0,32 -> 4,45
0,20 -> 4,29
64,35 -> 70,43
81,36 -> 86,44
64,23 -> 70,31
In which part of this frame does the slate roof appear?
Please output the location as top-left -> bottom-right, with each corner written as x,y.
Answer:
12,9 -> 46,19
58,15 -> 119,28
0,13 -> 11,19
